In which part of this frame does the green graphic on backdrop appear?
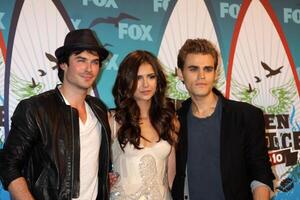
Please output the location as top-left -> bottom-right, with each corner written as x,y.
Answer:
166,73 -> 189,100
10,74 -> 44,101
231,79 -> 296,115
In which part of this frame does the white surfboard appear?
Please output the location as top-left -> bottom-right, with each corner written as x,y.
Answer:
5,0 -> 71,129
0,40 -> 5,145
157,0 -> 226,100
227,0 -> 300,188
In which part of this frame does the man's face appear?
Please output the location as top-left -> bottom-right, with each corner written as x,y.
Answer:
61,50 -> 100,91
133,62 -> 157,103
177,53 -> 217,99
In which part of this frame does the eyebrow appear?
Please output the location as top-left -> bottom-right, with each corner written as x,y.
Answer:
186,65 -> 214,69
75,55 -> 99,62
186,65 -> 199,69
137,72 -> 156,76
203,65 -> 214,68
75,55 -> 87,60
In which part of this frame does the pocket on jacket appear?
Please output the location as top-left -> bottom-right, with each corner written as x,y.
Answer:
34,164 -> 59,189
32,165 -> 60,199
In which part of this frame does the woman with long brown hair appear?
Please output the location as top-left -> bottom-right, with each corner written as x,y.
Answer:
109,50 -> 178,200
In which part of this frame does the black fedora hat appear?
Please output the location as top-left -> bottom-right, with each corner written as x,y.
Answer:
55,29 -> 109,61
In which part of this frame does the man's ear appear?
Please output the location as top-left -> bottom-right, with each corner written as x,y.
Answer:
214,67 -> 219,83
59,63 -> 67,71
176,68 -> 184,81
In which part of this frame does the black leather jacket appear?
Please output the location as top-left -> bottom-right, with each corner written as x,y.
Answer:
0,87 -> 111,200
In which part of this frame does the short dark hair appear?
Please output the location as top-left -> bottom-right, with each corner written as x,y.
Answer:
57,49 -> 100,82
177,39 -> 219,70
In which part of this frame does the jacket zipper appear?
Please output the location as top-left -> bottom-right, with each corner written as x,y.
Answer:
90,104 -> 110,199
70,108 -> 75,200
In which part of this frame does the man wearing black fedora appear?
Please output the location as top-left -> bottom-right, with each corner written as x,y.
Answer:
0,29 -> 111,200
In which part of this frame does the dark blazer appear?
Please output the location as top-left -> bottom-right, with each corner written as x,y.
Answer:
172,88 -> 274,200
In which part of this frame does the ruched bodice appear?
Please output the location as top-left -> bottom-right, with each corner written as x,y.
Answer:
110,138 -> 172,200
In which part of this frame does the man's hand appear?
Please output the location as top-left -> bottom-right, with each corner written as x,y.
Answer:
253,185 -> 270,200
8,177 -> 35,200
109,171 -> 120,189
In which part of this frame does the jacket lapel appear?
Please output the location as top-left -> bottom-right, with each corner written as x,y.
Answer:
219,98 -> 232,189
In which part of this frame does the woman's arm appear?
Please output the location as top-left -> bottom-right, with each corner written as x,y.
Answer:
168,146 -> 176,189
168,116 -> 180,189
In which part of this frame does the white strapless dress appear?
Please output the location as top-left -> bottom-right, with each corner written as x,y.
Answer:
110,138 -> 172,200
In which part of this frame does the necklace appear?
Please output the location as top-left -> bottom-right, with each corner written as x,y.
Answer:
192,106 -> 216,118
192,97 -> 218,118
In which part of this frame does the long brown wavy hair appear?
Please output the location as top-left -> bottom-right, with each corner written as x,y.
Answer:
112,50 -> 177,150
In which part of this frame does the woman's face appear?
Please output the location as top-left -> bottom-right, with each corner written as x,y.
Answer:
133,62 -> 157,103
